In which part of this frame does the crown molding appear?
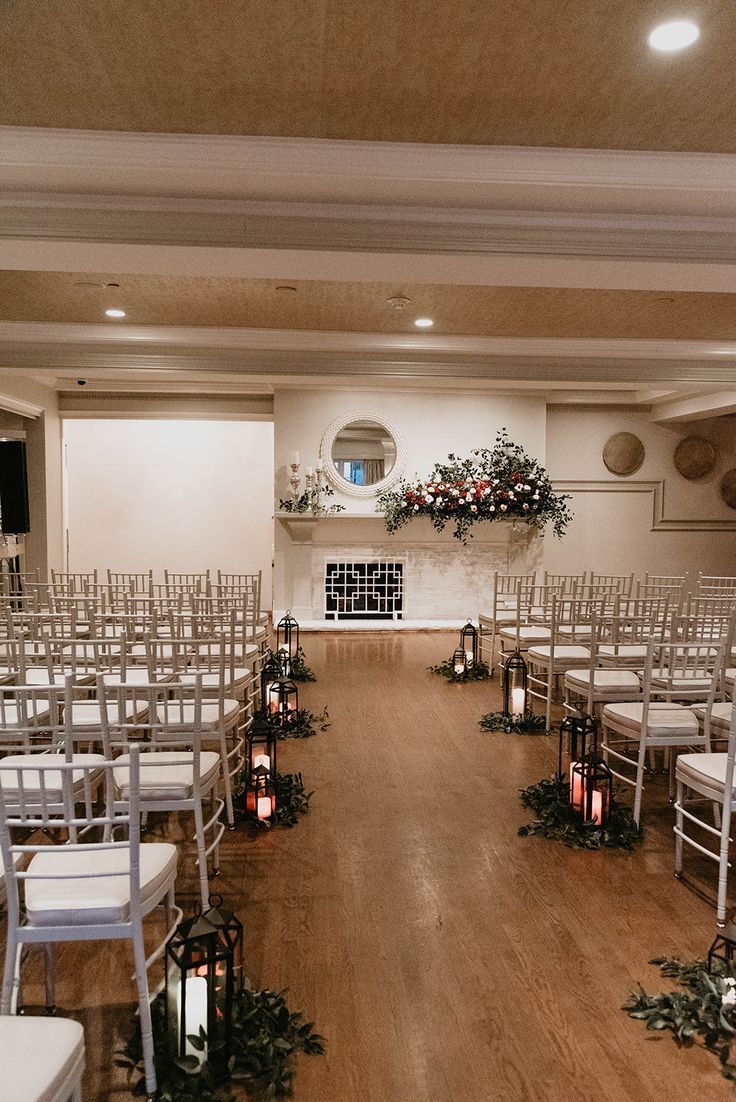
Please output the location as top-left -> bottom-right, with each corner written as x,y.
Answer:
3,191 -> 736,261
4,128 -> 736,218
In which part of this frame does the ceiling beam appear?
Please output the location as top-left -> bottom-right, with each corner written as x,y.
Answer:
652,390 -> 736,423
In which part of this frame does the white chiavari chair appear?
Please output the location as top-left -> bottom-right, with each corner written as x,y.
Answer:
497,583 -> 562,665
542,571 -> 586,595
478,572 -> 536,669
601,638 -> 726,826
0,743 -> 181,1098
107,569 -> 153,596
588,571 -> 635,596
526,595 -> 597,731
49,570 -> 98,596
0,1015 -> 85,1102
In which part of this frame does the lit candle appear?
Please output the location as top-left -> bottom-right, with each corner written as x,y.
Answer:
453,660 -> 465,674
254,753 -> 271,770
511,686 -> 526,716
465,649 -> 474,668
306,466 -> 314,477
590,789 -> 603,826
257,794 -> 273,819
315,460 -> 323,472
570,763 -> 583,809
291,451 -> 300,465
177,975 -> 208,1066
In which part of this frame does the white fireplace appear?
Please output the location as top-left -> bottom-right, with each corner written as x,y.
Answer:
274,513 -> 542,628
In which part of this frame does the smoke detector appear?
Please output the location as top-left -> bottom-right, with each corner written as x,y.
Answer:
386,296 -> 412,311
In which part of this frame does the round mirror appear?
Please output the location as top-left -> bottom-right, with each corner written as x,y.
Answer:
320,412 -> 406,498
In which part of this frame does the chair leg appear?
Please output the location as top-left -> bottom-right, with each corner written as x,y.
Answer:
633,734 -> 648,828
545,668 -> 552,732
674,778 -> 684,877
219,731 -> 235,827
1,931 -> 21,1014
717,802 -> 734,927
131,927 -> 157,1097
193,800 -> 210,911
43,943 -> 56,1013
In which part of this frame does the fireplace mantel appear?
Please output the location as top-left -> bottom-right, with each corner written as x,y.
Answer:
273,512 -> 542,627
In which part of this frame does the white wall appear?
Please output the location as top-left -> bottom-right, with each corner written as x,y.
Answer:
64,419 -> 274,602
543,406 -> 736,577
273,388 -> 547,514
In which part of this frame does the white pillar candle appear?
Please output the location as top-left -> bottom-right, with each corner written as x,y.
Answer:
511,686 -> 526,716
315,460 -> 323,472
257,794 -> 273,819
306,466 -> 314,477
465,649 -> 474,667
291,451 -> 300,465
254,753 -> 271,770
176,975 -> 208,1066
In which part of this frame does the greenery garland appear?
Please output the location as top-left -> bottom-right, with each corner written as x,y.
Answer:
377,429 -> 572,543
478,709 -> 546,733
253,708 -> 330,741
428,656 -> 491,682
624,957 -> 736,1088
117,985 -> 325,1100
287,646 -> 316,682
518,774 -> 642,849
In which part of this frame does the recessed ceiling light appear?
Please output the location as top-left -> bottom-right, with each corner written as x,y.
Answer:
648,20 -> 700,52
105,308 -> 126,319
414,317 -> 434,328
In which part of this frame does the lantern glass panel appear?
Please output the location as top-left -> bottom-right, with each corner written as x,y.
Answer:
570,753 -> 612,828
452,647 -> 468,675
460,621 -> 478,667
246,720 -> 277,817
276,612 -> 300,671
558,709 -> 597,780
502,649 -> 527,717
709,924 -> 736,973
260,652 -> 284,710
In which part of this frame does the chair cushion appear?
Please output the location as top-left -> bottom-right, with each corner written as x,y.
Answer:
602,701 -> 699,735
0,1015 -> 85,1102
114,750 -> 221,800
565,669 -> 641,693
156,700 -> 240,729
179,668 -> 251,692
557,624 -> 592,638
478,609 -> 517,625
195,643 -> 259,661
690,702 -> 733,732
677,752 -> 736,793
598,644 -> 649,660
0,754 -> 105,802
527,645 -> 590,665
25,841 -> 177,926
68,700 -> 148,727
499,626 -> 552,643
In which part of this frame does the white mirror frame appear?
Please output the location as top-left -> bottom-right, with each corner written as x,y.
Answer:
320,411 -> 407,499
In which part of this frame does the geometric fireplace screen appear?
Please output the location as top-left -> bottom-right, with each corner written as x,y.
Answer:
324,560 -> 404,620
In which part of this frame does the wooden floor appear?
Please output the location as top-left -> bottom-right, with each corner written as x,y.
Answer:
7,632 -> 735,1101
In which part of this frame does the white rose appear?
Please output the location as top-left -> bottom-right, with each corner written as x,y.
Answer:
452,489 -> 459,497
533,493 -> 539,500
483,488 -> 491,497
490,505 -> 496,512
523,484 -> 530,491
724,978 -> 736,1005
458,497 -> 465,504
402,499 -> 408,505
413,504 -> 419,512
470,505 -> 478,513
425,494 -> 434,503
523,503 -> 529,510
500,504 -> 508,511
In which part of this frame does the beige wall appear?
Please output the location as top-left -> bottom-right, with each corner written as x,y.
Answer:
543,406 -> 736,577
64,419 -> 274,601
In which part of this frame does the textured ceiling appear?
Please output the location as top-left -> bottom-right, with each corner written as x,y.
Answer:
3,271 -> 736,340
1,0 -> 735,151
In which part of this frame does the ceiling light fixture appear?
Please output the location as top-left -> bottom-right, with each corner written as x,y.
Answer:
414,317 -> 434,328
105,308 -> 126,319
387,296 -> 412,311
648,20 -> 700,52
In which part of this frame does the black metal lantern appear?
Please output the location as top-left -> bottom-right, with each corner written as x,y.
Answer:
558,708 -> 598,781
452,647 -> 468,676
276,611 -> 299,674
708,924 -> 736,972
165,896 -> 243,1072
570,752 -> 613,828
259,650 -> 284,710
267,675 -> 299,728
459,620 -> 478,668
245,715 -> 278,819
502,648 -> 528,718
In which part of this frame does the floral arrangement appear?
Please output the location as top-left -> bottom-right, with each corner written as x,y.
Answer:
518,774 -> 642,850
279,481 -> 344,515
377,429 -> 572,542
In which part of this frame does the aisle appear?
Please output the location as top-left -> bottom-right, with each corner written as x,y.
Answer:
12,631 -> 733,1101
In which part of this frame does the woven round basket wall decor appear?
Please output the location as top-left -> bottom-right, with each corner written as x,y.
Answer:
602,432 -> 645,477
720,470 -> 736,509
674,436 -> 717,480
